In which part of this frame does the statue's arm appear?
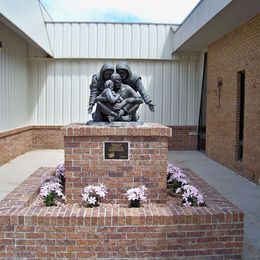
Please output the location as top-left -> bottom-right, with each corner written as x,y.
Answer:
88,75 -> 99,114
95,89 -> 121,104
135,79 -> 151,104
127,86 -> 144,104
106,89 -> 121,104
95,96 -> 107,102
135,79 -> 155,112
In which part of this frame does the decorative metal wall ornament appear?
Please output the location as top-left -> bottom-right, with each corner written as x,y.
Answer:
252,81 -> 260,88
216,77 -> 223,108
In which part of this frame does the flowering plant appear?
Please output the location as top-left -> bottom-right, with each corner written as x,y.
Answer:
81,184 -> 107,207
40,170 -> 66,206
126,185 -> 147,208
41,173 -> 60,185
55,164 -> 65,186
167,164 -> 188,192
176,184 -> 205,207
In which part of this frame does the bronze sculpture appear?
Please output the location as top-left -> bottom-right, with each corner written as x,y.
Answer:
88,63 -> 154,122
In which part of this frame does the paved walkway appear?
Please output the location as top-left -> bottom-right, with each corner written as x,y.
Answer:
0,150 -> 259,259
0,150 -> 64,200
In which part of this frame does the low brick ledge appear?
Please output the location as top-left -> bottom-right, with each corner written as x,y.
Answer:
0,125 -> 63,139
62,123 -> 172,137
0,167 -> 243,258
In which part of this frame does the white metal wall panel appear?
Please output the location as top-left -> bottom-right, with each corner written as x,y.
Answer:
179,63 -> 188,125
106,24 -> 115,58
123,24 -> 132,58
187,63 -> 196,125
0,22 -> 30,132
140,24 -> 149,59
89,24 -> 98,58
149,25 -> 157,59
132,24 -> 140,58
53,23 -> 63,57
114,24 -> 123,58
45,22 -> 178,59
63,23 -> 72,58
97,24 -> 106,58
71,23 -> 80,58
29,60 -> 200,126
79,23 -> 88,57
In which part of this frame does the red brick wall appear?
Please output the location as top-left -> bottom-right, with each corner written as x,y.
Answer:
64,123 -> 171,204
207,14 -> 260,184
0,126 -> 64,166
32,126 -> 64,149
0,126 -> 32,165
0,167 -> 244,258
168,126 -> 197,150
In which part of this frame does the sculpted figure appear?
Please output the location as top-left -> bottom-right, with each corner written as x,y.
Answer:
116,62 -> 155,112
93,73 -> 143,122
88,63 -> 114,114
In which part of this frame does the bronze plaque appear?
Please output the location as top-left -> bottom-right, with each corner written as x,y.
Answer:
104,142 -> 129,160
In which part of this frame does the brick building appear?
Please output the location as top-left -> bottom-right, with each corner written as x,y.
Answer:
172,0 -> 260,184
0,0 -> 259,184
206,15 -> 260,183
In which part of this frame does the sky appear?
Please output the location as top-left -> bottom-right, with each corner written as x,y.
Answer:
40,0 -> 201,24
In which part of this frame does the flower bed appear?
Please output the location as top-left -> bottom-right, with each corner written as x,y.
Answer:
0,167 -> 243,259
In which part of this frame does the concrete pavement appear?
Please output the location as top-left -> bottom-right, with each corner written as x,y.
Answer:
0,150 -> 64,200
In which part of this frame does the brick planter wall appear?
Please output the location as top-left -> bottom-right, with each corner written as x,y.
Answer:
0,168 -> 244,259
63,123 -> 172,205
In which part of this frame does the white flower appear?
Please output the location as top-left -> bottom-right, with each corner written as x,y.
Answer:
167,163 -> 188,186
82,193 -> 89,202
55,164 -> 65,179
183,201 -> 192,207
180,184 -> 204,207
176,188 -> 182,194
81,183 -> 107,207
197,194 -> 204,205
125,185 -> 147,203
88,196 -> 97,205
40,173 -> 66,203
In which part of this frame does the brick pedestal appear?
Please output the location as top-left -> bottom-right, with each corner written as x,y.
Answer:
63,123 -> 172,205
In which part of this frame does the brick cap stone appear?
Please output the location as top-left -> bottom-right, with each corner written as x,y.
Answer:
62,123 -> 172,137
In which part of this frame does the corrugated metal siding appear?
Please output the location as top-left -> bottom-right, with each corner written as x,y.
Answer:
29,60 -> 200,126
0,22 -> 30,132
45,22 -> 177,59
